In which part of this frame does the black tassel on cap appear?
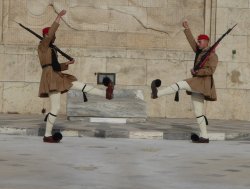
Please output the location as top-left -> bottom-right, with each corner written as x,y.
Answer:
174,83 -> 180,102
82,85 -> 88,102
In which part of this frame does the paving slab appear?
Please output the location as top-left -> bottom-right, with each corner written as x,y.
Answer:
0,114 -> 250,141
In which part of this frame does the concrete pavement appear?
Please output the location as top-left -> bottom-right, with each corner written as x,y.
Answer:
0,135 -> 250,189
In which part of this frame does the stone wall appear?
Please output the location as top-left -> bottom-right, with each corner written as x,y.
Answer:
0,0 -> 249,121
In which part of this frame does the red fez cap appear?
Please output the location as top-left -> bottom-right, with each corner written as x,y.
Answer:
42,27 -> 50,35
198,34 -> 209,41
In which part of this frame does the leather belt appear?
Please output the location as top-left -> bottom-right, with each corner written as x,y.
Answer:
194,75 -> 212,78
42,64 -> 52,69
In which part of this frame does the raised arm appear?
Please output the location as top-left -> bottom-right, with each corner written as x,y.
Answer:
40,10 -> 67,49
183,20 -> 198,52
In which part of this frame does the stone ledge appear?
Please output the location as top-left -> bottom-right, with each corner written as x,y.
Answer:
0,126 -> 244,141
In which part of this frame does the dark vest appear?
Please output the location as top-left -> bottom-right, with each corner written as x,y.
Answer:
51,48 -> 61,71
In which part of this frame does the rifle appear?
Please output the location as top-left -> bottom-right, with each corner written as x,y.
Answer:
16,22 -> 73,61
194,24 -> 237,71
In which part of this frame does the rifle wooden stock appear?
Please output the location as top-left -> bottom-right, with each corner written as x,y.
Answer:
194,24 -> 237,71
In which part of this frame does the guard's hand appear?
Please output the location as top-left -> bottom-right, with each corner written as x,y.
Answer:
66,59 -> 75,65
191,68 -> 197,75
182,20 -> 189,29
58,10 -> 66,17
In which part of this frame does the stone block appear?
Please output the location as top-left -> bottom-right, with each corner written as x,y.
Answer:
147,59 -> 187,86
66,6 -> 110,32
103,129 -> 129,138
166,50 -> 185,61
66,57 -> 107,84
0,82 -> 3,112
227,63 -> 250,89
2,82 -> 43,114
129,0 -> 167,7
107,58 -> 146,85
4,45 -> 37,55
218,8 -> 249,36
0,54 -> 25,81
183,7 -> 204,32
206,89 -> 250,120
206,89 -> 250,121
163,132 -> 191,140
68,0 -> 129,7
0,45 -> 4,53
144,87 -> 167,118
90,117 -> 127,124
147,7 -> 182,36
3,27 -> 38,45
129,131 -> 163,139
108,6 -> 147,33
213,61 -> 227,89
208,133 -> 226,141
84,31 -> 127,48
217,0 -> 249,8
60,48 -> 85,58
25,55 -> 42,82
216,35 -> 248,63
126,49 -> 167,60
216,8 -> 229,35
0,0 -> 2,43
127,33 -> 167,49
165,90 -> 194,119
83,48 -> 127,58
167,0 -> 204,9
247,36 -> 250,61
184,51 -> 195,61
59,93 -> 67,115
147,6 -> 204,37
67,89 -> 146,118
167,32 -> 194,51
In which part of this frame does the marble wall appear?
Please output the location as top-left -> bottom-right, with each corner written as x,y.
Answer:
0,0 -> 249,121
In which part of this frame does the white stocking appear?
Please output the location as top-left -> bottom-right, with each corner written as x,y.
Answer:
71,81 -> 105,97
158,81 -> 192,97
45,92 -> 61,137
191,93 -> 208,139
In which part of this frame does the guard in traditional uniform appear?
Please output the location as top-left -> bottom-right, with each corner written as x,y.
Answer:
38,10 -> 114,143
151,20 -> 218,143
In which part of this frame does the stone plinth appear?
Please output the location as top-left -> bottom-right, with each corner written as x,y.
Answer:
67,89 -> 146,120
